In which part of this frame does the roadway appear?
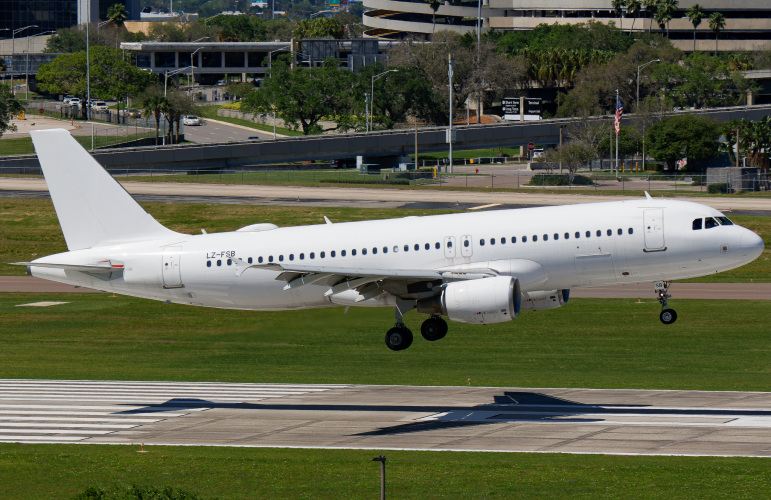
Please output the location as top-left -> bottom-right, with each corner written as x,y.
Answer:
181,118 -> 278,143
0,380 -> 769,457
2,178 -> 771,213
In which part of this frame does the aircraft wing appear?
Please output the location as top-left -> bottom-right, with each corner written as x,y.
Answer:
235,259 -> 497,300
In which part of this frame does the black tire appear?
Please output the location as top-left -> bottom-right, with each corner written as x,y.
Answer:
385,326 -> 413,351
660,309 -> 678,325
421,316 -> 448,341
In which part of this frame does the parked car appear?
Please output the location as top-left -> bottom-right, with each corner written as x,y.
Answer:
90,101 -> 108,111
126,108 -> 142,118
62,95 -> 74,104
216,80 -> 226,86
68,98 -> 82,108
183,115 -> 201,126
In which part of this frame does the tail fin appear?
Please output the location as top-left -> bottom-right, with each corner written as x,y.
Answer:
31,129 -> 179,250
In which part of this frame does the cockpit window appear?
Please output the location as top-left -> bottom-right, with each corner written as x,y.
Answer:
717,216 -> 734,226
705,217 -> 719,229
692,218 -> 702,230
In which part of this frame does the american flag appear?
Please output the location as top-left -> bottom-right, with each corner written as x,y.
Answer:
614,95 -> 623,134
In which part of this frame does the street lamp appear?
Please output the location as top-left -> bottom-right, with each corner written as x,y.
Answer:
370,69 -> 398,132
190,46 -> 205,91
25,30 -> 55,101
637,59 -> 660,171
12,25 -> 38,96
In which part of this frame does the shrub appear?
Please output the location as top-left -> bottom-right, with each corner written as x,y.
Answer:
528,174 -> 594,186
707,183 -> 728,194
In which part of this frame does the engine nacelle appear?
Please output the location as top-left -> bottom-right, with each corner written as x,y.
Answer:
418,276 -> 521,325
521,289 -> 570,311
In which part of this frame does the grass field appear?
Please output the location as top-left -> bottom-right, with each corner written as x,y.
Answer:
1,293 -> 768,390
1,444 -> 769,499
0,132 -> 156,157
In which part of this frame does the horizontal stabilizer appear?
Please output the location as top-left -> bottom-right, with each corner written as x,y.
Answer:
11,261 -> 123,274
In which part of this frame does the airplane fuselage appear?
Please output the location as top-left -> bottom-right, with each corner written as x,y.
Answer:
31,198 -> 762,311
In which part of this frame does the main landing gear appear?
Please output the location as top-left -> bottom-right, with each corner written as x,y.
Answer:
654,281 -> 678,325
385,301 -> 449,351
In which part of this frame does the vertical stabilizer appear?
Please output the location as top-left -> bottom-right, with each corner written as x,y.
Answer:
31,129 -> 180,250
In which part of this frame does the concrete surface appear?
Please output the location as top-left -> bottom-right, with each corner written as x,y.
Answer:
3,177 -> 771,212
0,380 -> 769,457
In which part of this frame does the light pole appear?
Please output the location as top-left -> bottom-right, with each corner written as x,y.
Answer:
448,53 -> 454,173
369,69 -> 397,132
0,29 -> 8,88
636,59 -> 660,172
12,25 -> 38,96
164,66 -> 193,145
190,46 -> 205,92
25,31 -> 55,101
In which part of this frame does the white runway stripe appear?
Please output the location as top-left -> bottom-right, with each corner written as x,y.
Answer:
0,379 -> 349,443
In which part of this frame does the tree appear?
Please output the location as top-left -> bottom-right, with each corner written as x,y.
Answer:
0,84 -> 24,139
293,18 -> 344,39
626,0 -> 642,32
36,47 -> 153,119
360,65 -> 439,129
545,141 -> 597,182
390,31 -> 526,124
612,0 -> 626,19
686,3 -> 705,51
241,59 -> 357,135
141,88 -> 169,146
642,0 -> 659,32
106,3 -> 128,28
721,117 -> 771,171
654,0 -> 678,38
646,114 -> 720,170
708,12 -> 725,54
649,52 -> 754,109
165,89 -> 195,144
427,0 -> 442,33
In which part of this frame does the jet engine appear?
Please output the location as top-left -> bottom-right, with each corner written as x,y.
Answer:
521,289 -> 570,311
417,276 -> 521,324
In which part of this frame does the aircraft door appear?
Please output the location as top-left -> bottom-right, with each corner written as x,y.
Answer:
444,236 -> 456,258
162,247 -> 184,288
460,235 -> 473,257
643,209 -> 666,251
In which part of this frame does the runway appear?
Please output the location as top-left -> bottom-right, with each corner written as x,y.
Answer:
1,380 -> 769,457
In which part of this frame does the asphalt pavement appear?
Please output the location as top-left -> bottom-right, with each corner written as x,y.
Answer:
1,380 -> 769,457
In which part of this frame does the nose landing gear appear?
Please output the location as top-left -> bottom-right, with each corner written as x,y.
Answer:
654,281 -> 677,325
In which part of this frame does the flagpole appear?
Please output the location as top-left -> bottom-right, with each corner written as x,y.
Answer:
615,89 -> 620,176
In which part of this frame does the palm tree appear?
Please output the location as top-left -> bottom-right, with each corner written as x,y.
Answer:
642,0 -> 658,33
107,3 -> 129,49
142,94 -> 169,145
709,12 -> 726,55
686,4 -> 705,51
626,0 -> 642,33
656,0 -> 678,38
426,0 -> 441,34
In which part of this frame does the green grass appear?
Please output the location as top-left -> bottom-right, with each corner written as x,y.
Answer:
0,294 -> 768,390
1,444 -> 769,499
195,105 -> 304,137
2,198 -> 768,281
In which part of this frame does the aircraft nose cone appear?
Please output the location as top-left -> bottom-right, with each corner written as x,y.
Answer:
740,231 -> 764,260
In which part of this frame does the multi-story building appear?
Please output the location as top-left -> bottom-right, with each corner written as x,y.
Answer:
0,0 -> 139,37
362,0 -> 771,52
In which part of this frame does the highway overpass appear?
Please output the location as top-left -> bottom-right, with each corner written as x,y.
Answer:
2,105 -> 770,173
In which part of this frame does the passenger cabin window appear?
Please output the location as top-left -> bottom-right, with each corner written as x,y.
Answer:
247,257 -> 253,264
463,240 -> 470,248
522,236 -> 527,243
404,245 -> 409,252
693,218 -> 703,230
511,236 -> 517,243
543,234 -> 548,241
480,239 -> 485,246
705,217 -> 719,229
596,230 -> 602,237
586,231 -> 591,238
628,228 -> 634,234
533,235 -> 538,242
617,228 -> 622,235
607,229 -> 612,236
501,237 -> 506,244
435,242 -> 440,249
425,243 -> 430,250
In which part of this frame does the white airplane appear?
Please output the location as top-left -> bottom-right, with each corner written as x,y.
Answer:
15,129 -> 765,350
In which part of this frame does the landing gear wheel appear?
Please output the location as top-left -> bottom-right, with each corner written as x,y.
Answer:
385,326 -> 413,351
421,316 -> 448,341
660,309 -> 677,325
